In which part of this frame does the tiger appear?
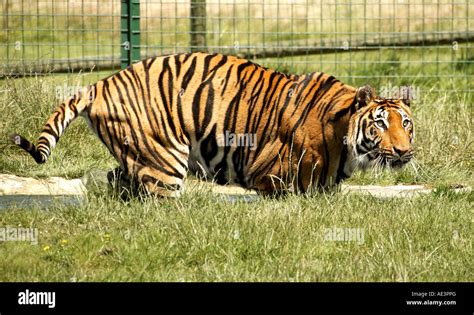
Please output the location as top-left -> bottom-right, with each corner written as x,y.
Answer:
10,52 -> 414,197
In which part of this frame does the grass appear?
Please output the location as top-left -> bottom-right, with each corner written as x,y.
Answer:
0,186 -> 472,281
0,49 -> 472,282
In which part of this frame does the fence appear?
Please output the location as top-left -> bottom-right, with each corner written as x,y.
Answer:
0,0 -> 473,95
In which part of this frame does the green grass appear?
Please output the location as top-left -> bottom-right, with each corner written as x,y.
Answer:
0,187 -> 472,281
0,49 -> 472,281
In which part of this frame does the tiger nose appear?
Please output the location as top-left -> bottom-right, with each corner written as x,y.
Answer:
393,146 -> 410,158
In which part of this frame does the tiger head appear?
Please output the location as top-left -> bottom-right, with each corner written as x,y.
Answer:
347,85 -> 414,170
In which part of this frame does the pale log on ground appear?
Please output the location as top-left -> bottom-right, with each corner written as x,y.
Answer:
0,174 -> 470,206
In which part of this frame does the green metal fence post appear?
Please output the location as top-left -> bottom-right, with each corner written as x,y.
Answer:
121,0 -> 140,69
120,0 -> 128,68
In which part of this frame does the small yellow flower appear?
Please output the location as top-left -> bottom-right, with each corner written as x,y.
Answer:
60,239 -> 68,246
43,245 -> 50,252
104,234 -> 111,240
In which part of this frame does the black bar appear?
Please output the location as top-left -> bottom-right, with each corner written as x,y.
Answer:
0,282 -> 472,314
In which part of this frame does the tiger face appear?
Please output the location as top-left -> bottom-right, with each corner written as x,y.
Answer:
349,85 -> 414,170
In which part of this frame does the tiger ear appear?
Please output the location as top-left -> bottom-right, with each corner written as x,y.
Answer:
356,84 -> 376,108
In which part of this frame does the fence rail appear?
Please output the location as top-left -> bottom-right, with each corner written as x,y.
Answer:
3,30 -> 473,75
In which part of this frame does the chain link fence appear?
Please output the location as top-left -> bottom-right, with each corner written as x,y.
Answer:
1,0 -> 473,95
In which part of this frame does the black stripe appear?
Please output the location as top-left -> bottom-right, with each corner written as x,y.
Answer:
329,96 -> 358,122
181,56 -> 197,91
335,145 -> 349,184
191,83 -> 205,139
182,52 -> 192,64
176,94 -> 190,142
200,82 -> 215,140
236,61 -> 254,82
201,53 -> 215,81
144,57 -> 157,72
221,64 -> 234,97
209,54 -> 228,74
200,124 -> 218,166
297,136 -> 307,192
277,82 -> 298,128
99,80 -> 119,158
320,123 -> 330,187
174,54 -> 182,77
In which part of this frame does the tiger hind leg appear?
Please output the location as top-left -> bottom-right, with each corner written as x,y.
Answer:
106,167 -> 183,199
111,141 -> 189,199
137,166 -> 185,198
131,142 -> 189,198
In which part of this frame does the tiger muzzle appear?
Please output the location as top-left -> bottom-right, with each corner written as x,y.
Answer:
379,149 -> 413,168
